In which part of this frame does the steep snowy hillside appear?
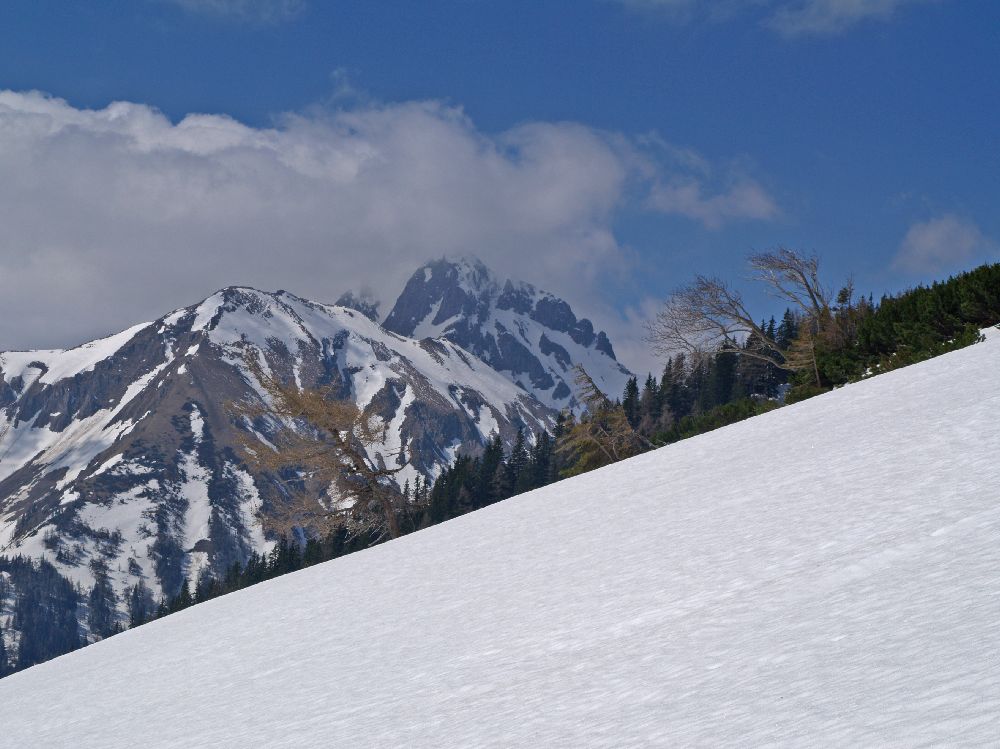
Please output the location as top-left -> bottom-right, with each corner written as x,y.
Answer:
384,257 -> 633,410
0,287 -> 552,606
2,331 -> 997,746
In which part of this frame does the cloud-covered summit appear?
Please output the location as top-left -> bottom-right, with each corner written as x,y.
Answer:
0,89 -> 776,371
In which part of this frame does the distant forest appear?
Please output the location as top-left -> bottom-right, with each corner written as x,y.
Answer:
2,259 -> 998,680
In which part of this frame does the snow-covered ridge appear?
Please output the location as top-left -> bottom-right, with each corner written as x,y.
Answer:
0,283 -> 554,608
0,322 -> 152,387
1,318 -> 998,746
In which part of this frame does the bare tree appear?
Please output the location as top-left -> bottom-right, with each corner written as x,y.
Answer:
645,274 -> 789,369
748,248 -> 831,322
231,355 -> 410,540
646,247 -> 837,385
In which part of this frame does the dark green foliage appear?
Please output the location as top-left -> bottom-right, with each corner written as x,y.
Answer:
0,556 -> 81,673
507,429 -> 532,495
169,580 -> 193,614
622,376 -> 640,427
0,618 -> 8,678
776,309 -> 798,350
426,429 -> 558,525
127,581 -> 154,628
87,561 -> 119,639
655,398 -> 780,445
801,262 -> 1000,397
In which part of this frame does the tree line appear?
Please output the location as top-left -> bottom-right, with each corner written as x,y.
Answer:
2,255 -> 997,680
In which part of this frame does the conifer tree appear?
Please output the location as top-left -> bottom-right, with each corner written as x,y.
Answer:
87,563 -> 118,640
526,430 -> 554,489
127,581 -> 154,628
776,308 -> 798,350
476,434 -> 504,507
504,428 -> 529,495
622,377 -> 640,427
0,619 -> 8,678
170,580 -> 193,613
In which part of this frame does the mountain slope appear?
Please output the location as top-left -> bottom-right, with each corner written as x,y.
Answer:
1,331 -> 997,746
0,287 -> 552,603
384,257 -> 633,410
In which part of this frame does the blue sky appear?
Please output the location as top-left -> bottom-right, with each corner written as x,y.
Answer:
0,0 -> 997,372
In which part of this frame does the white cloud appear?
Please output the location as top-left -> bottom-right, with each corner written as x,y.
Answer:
611,0 -> 934,35
892,214 -> 995,274
164,0 -> 305,23
0,90 -> 776,371
768,0 -> 932,36
647,178 -> 778,229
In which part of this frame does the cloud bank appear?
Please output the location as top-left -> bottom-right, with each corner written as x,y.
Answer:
893,215 -> 995,274
0,90 -> 776,368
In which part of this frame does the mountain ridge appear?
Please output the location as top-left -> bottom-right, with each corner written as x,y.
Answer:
0,281 -> 554,606
1,326 -> 996,745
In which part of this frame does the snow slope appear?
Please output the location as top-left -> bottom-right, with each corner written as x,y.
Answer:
1,331 -> 999,746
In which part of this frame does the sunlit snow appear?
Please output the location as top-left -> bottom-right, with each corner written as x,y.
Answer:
2,333 -> 996,745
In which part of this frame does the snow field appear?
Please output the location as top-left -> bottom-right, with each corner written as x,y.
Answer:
0,332 -> 998,746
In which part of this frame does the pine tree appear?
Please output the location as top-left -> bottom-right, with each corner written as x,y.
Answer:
476,434 -> 504,507
776,308 -> 798,350
170,580 -> 193,614
503,428 -> 529,497
194,573 -> 217,604
637,373 -> 661,429
87,563 -> 118,640
526,430 -> 553,489
127,581 -> 154,628
0,618 -> 8,678
621,377 -> 640,427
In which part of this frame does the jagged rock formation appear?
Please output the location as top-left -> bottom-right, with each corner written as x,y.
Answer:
334,290 -> 381,322
384,257 -> 633,411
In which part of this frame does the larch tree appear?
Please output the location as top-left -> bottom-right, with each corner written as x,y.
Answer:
232,355 -> 410,541
557,366 -> 651,476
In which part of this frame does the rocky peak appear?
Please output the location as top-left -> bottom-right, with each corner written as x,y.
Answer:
335,290 -> 381,322
383,257 -> 631,411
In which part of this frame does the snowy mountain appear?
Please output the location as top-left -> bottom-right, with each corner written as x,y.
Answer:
0,286 -> 552,606
384,257 -> 633,411
2,329 -> 997,745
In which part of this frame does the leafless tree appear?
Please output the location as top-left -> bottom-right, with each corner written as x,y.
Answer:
646,274 -> 789,369
231,355 -> 410,540
748,248 -> 831,322
646,247 -> 837,385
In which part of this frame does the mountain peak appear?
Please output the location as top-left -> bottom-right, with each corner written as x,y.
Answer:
335,290 -> 381,322
384,256 -> 631,410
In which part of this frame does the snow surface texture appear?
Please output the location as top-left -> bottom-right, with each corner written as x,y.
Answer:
2,332 -> 999,746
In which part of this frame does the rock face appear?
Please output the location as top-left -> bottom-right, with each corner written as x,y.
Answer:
0,286 -> 552,604
334,290 -> 381,322
384,257 -> 633,411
